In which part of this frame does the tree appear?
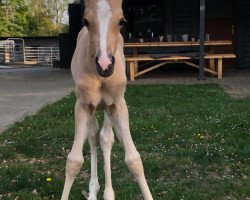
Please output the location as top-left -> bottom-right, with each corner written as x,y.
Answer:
27,0 -> 69,36
0,0 -> 29,36
0,0 -> 69,37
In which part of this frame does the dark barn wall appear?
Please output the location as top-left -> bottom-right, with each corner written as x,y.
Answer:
236,0 -> 250,69
205,0 -> 236,68
123,0 -> 200,54
69,4 -> 83,38
124,0 -> 164,39
24,38 -> 59,47
124,0 -> 199,39
59,34 -> 76,68
59,3 -> 83,68
162,0 -> 199,38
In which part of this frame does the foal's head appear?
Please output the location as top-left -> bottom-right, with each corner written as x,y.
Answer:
83,0 -> 125,77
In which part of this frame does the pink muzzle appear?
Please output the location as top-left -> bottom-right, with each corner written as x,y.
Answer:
98,55 -> 112,70
95,55 -> 115,77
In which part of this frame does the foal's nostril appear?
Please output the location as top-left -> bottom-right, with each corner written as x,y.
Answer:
110,56 -> 115,65
95,56 -> 99,66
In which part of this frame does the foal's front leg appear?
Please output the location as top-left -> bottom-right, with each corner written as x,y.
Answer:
61,100 -> 97,200
88,117 -> 100,200
100,112 -> 115,200
61,100 -> 88,200
107,98 -> 153,200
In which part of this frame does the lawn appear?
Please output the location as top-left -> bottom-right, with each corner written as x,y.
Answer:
0,85 -> 249,200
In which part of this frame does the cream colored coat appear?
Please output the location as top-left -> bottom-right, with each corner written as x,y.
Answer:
61,1 -> 153,199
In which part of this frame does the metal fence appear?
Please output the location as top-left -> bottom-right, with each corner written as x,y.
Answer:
24,47 -> 60,65
0,41 -> 59,66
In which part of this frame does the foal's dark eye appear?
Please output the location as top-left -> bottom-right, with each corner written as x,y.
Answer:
82,18 -> 89,27
119,18 -> 127,27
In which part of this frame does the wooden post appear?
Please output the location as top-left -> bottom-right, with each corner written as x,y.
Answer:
199,0 -> 206,80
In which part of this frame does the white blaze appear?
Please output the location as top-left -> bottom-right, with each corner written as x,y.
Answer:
97,0 -> 112,70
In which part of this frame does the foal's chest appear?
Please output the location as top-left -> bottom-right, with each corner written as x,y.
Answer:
77,77 -> 126,109
99,81 -> 126,104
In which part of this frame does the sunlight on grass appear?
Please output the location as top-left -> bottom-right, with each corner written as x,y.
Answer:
0,85 -> 249,199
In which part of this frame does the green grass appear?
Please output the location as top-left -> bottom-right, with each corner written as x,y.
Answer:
0,84 -> 250,200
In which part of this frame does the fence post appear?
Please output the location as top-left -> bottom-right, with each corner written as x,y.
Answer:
199,0 -> 206,80
4,44 -> 10,64
51,47 -> 53,65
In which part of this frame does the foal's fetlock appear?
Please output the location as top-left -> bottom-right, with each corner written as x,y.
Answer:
103,188 -> 115,200
88,180 -> 100,200
89,180 -> 100,192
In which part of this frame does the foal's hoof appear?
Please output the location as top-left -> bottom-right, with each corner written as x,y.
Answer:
103,189 -> 115,200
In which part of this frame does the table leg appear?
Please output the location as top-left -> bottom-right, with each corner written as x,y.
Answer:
126,61 -> 130,75
134,61 -> 138,74
129,61 -> 135,81
209,46 -> 215,71
132,47 -> 138,74
217,58 -> 223,79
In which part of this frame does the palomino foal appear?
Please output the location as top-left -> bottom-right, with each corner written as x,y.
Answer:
61,0 -> 153,199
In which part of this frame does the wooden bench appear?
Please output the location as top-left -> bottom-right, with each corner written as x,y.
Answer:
126,53 -> 236,81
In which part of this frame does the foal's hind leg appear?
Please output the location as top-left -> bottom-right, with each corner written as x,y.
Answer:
62,100 -> 92,200
100,112 -> 115,200
88,117 -> 100,200
107,98 -> 153,200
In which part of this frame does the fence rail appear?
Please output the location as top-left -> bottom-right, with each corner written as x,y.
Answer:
24,47 -> 60,65
0,44 -> 60,65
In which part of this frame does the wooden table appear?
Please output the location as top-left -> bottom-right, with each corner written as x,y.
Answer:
124,40 -> 232,48
124,40 -> 235,80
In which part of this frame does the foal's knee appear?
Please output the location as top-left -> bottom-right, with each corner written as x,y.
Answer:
66,153 -> 84,177
125,152 -> 144,177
